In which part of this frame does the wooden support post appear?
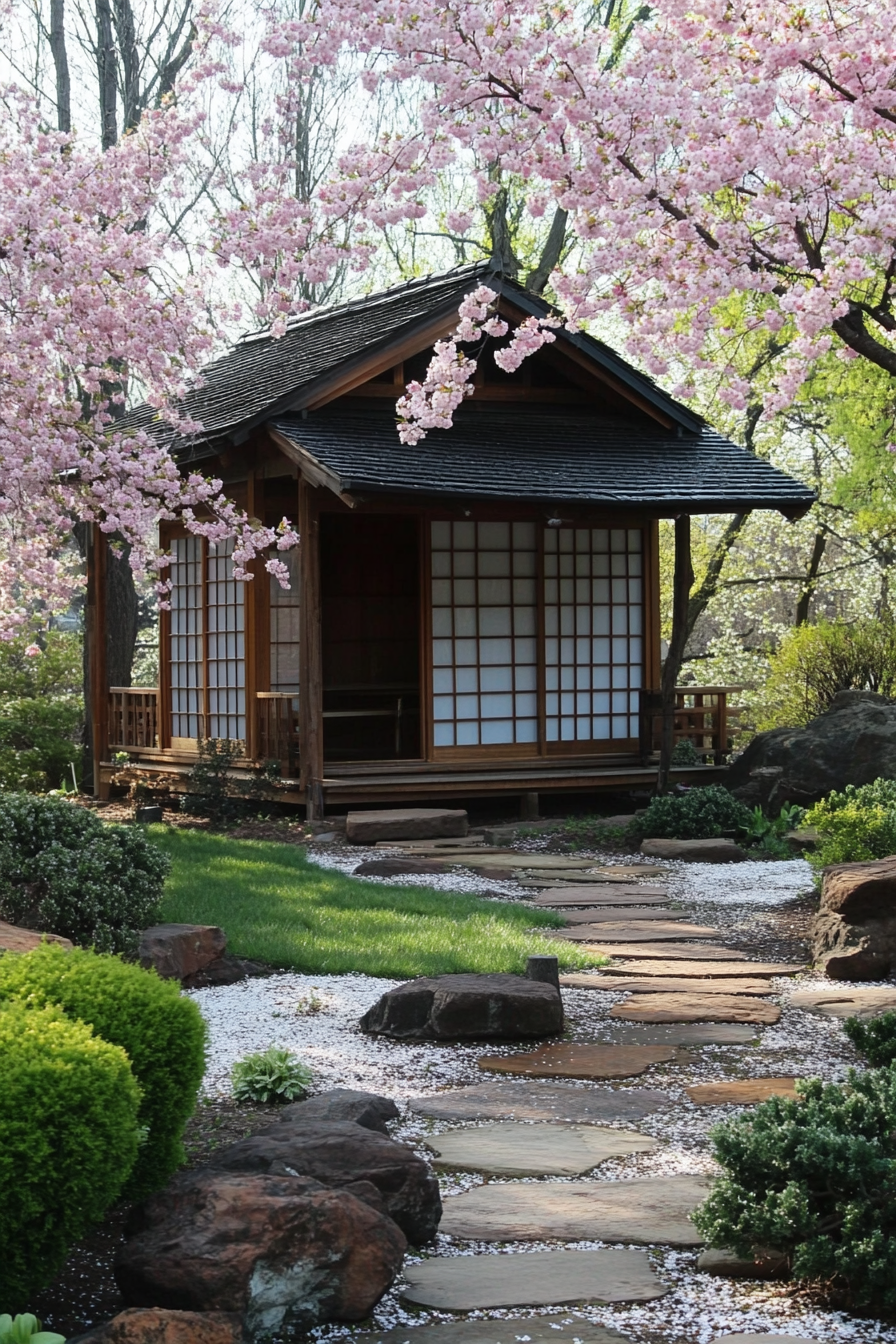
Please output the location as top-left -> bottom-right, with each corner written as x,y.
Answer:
520,791 -> 539,821
657,515 -> 693,796
298,479 -> 325,820
86,524 -> 110,798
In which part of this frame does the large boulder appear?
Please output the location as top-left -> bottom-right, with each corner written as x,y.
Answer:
207,1117 -> 441,1244
279,1088 -> 399,1134
727,690 -> 896,808
812,856 -> 896,980
359,973 -> 564,1042
116,1169 -> 405,1336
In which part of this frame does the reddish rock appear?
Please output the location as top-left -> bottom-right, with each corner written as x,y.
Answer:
812,857 -> 896,979
346,808 -> 468,843
0,920 -> 72,953
73,1309 -> 243,1344
359,973 -> 563,1042
116,1170 -> 406,1336
138,924 -> 227,982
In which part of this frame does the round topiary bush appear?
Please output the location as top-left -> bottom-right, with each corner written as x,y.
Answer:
0,1000 -> 140,1308
0,944 -> 206,1199
0,794 -> 169,954
627,784 -> 752,842
693,1068 -> 896,1312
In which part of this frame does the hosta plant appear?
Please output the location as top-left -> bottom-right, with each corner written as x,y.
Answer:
231,1047 -> 313,1104
0,1317 -> 65,1344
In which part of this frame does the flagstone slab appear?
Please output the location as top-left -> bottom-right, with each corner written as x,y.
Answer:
788,986 -> 896,1018
598,1023 -> 758,1046
528,887 -> 669,906
602,959 -> 804,978
408,1080 -> 669,1123
563,975 -> 773,996
425,1122 -> 658,1176
451,855 -> 596,871
711,1336 -> 820,1343
557,907 -> 684,923
597,866 -> 670,879
439,1175 -> 710,1245
553,922 -> 722,943
585,942 -> 748,961
611,994 -> 781,1025
477,1042 -> 679,1080
357,1317 -> 632,1344
401,1248 -> 668,1310
687,1077 -> 799,1105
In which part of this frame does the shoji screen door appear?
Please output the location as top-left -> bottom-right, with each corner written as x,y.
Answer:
168,536 -> 247,746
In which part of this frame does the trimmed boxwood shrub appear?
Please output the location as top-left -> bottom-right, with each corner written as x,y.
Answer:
843,1011 -> 896,1068
0,945 -> 206,1199
627,785 -> 752,842
693,1068 -> 896,1312
0,1000 -> 140,1308
0,794 -> 169,955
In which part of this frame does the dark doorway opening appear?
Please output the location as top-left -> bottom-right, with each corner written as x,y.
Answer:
320,514 -> 421,761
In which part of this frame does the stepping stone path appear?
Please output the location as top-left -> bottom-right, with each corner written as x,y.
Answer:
425,1122 -> 658,1176
555,906 -> 686,923
553,921 -> 722,942
711,1337 -> 821,1343
528,886 -> 669,904
584,941 -> 749,960
601,959 -> 803,977
788,986 -> 896,1017
564,975 -> 774,996
687,1078 -> 799,1105
611,993 -> 781,1025
401,1248 -> 668,1309
593,1022 -> 759,1046
477,1042 -> 679,1080
409,1080 -> 669,1122
439,1175 -> 710,1245
357,1319 -> 631,1344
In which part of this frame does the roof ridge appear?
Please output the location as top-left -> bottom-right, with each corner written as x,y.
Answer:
237,261 -> 496,346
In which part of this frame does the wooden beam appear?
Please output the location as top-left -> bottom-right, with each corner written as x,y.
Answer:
298,479 -> 325,819
304,313 -> 458,411
268,428 -> 358,507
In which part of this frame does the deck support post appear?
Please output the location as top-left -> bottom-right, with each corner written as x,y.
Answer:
520,791 -> 539,821
657,514 -> 693,796
298,479 -> 325,820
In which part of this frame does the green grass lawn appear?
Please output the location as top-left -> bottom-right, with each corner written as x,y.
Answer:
152,827 -> 607,978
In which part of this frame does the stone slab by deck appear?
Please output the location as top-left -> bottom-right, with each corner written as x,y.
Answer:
640,838 -> 748,862
611,994 -> 781,1025
563,974 -> 773,996
408,1079 -> 669,1123
528,887 -> 669,905
788,986 -> 896,1018
585,942 -> 748,961
401,1248 -> 667,1310
558,907 -> 685,924
477,1042 -> 678,1080
687,1078 -> 799,1105
425,1122 -> 657,1176
601,959 -> 802,977
553,922 -> 721,942
356,1318 -> 631,1344
346,808 -> 468,843
440,1175 -> 710,1245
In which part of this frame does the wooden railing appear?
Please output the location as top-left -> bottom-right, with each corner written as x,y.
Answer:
255,692 -> 300,773
108,688 -> 159,751
646,686 -> 741,765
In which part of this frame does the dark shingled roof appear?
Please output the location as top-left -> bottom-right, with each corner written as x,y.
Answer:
272,407 -> 815,516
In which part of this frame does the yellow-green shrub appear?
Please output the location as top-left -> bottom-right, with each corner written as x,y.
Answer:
805,779 -> 896,871
0,1001 -> 140,1308
0,945 -> 206,1199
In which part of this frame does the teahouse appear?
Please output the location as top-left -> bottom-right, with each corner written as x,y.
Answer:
93,264 -> 814,816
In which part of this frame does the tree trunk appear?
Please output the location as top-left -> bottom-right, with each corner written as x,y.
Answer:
657,515 -> 693,795
794,528 -> 827,626
49,0 -> 72,132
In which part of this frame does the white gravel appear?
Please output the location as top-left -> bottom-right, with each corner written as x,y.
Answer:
189,846 -> 896,1344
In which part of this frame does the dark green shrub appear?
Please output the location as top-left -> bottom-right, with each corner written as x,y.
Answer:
804,778 -> 896,870
627,785 -> 752,842
843,1012 -> 896,1068
0,1000 -> 140,1308
0,632 -> 83,792
693,1068 -> 896,1311
0,945 -> 206,1199
0,794 -> 169,954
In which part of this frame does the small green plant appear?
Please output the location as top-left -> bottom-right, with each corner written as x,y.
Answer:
739,802 -> 806,857
294,991 -> 326,1015
804,778 -> 896,870
181,738 -> 281,823
0,944 -> 206,1200
693,1067 -> 896,1312
627,785 -> 752,842
671,737 -> 701,765
843,1011 -> 896,1068
0,1001 -> 140,1308
0,794 -> 169,955
231,1046 -> 314,1104
0,1315 -> 65,1344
